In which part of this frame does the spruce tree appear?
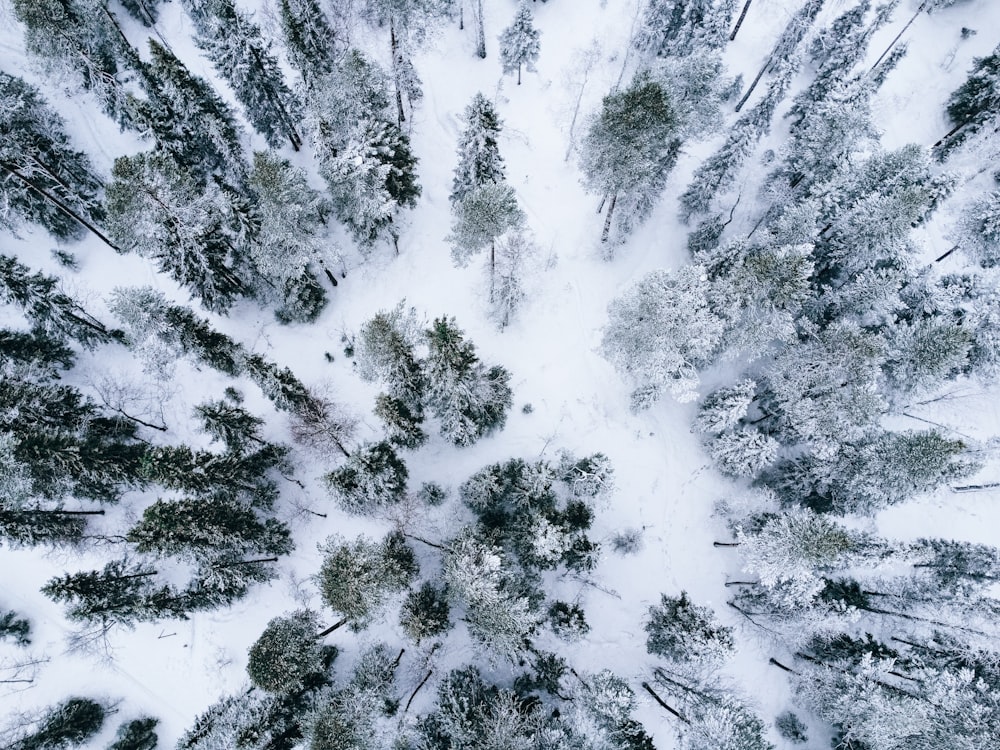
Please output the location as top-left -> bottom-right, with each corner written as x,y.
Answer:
10,698 -> 106,750
451,93 -> 506,205
0,74 -> 108,245
190,0 -> 304,150
934,43 -> 1000,159
280,0 -> 338,87
498,3 -> 541,85
106,718 -> 159,750
105,152 -> 252,314
324,441 -> 409,514
634,0 -> 736,58
246,610 -> 327,693
580,72 -> 680,243
41,560 -> 187,626
424,317 -> 513,446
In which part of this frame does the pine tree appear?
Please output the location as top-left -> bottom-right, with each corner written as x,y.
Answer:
194,400 -> 265,453
645,592 -> 734,664
248,151 -> 332,323
498,3 -> 540,85
0,606 -> 31,645
934,43 -> 1000,159
953,188 -> 1000,267
10,698 -> 106,750
602,266 -> 724,404
127,496 -> 292,561
190,0 -> 304,150
0,254 -> 115,347
106,718 -> 159,750
105,152 -> 252,314
11,0 -> 132,122
424,317 -> 512,446
280,0 -> 338,87
374,393 -> 428,448
317,533 -> 417,626
488,228 -> 533,329
451,93 -> 506,205
324,441 -> 409,514
634,0 -> 736,58
356,302 -> 426,407
580,72 -> 680,243
131,39 -> 247,186
0,74 -> 109,245
41,559 -> 187,626
448,182 -> 525,267
247,610 -> 327,693
696,380 -> 756,433
400,582 -> 451,643
119,0 -> 163,26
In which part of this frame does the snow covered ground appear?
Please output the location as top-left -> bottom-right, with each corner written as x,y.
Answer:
2,0 -> 1000,747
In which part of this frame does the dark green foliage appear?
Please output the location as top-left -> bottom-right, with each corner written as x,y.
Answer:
911,538 -> 1000,595
0,254 -> 115,347
635,0 -> 736,57
451,93 -> 506,204
127,496 -> 292,562
459,457 -> 599,573
275,270 -> 327,325
774,711 -> 807,744
514,650 -> 567,698
131,39 -> 247,185
194,400 -> 265,453
182,557 -> 280,611
547,601 -> 589,640
448,182 -> 524,267
645,591 -> 734,663
247,611 -> 326,693
356,304 -> 426,407
106,718 -> 159,750
424,317 -> 512,446
105,152 -> 252,314
0,74 -> 106,241
41,559 -> 187,626
317,532 -> 417,625
374,393 -> 428,448
190,0 -> 303,150
936,44 -> 1000,158
0,607 -> 31,645
400,582 -> 451,643
11,0 -> 130,122
119,0 -> 163,25
0,329 -> 75,371
325,441 -> 408,513
11,698 -> 105,750
280,0 -> 338,86
418,482 -> 447,505
0,507 -> 90,548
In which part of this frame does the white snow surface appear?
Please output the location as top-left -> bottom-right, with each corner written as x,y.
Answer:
2,0 -> 1000,747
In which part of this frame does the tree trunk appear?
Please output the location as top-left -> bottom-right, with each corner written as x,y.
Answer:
932,119 -> 970,149
316,617 -> 348,638
323,267 -> 339,287
475,0 -> 486,58
390,19 -> 406,126
768,657 -> 797,673
600,192 -> 617,243
404,670 -> 434,713
0,162 -> 121,252
730,0 -> 753,41
641,681 -> 689,723
869,1 -> 928,74
934,245 -> 960,262
489,239 -> 496,301
517,63 -> 521,85
714,541 -> 740,547
734,54 -> 771,112
50,509 -> 106,516
211,557 -> 279,569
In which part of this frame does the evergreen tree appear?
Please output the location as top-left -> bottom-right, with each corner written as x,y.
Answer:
696,380 -> 756,433
190,0 -> 304,150
424,317 -> 512,446
324,441 -> 408,514
11,0 -> 132,122
498,3 -> 541,85
248,151 -> 332,323
41,559 -> 187,626
119,0 -> 163,26
127,497 -> 292,562
280,0 -> 338,87
707,429 -> 779,477
448,182 -> 525,267
0,74 -> 108,244
105,152 -> 252,314
0,606 -> 31,645
131,39 -> 247,186
356,302 -> 426,407
488,228 -> 533,329
10,698 -> 106,750
645,592 -> 734,664
194,400 -> 265,453
634,0 -> 736,58
580,72 -> 680,243
374,393 -> 428,448
316,532 -> 417,627
934,43 -> 1000,159
247,610 -> 327,694
602,266 -> 724,404
0,254 -> 116,347
451,93 -> 506,205
106,718 -> 159,750
953,188 -> 1000,267
400,582 -> 451,643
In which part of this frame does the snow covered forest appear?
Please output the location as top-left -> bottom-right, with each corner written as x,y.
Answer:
2,0 -> 1000,748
